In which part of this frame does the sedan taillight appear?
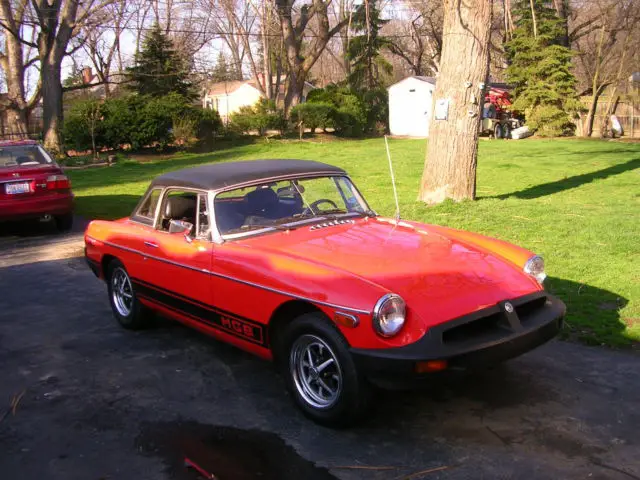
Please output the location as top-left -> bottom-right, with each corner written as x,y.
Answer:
47,174 -> 71,190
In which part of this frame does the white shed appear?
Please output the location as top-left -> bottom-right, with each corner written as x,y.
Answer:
388,76 -> 435,137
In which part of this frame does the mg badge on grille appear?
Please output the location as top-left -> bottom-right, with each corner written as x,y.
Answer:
504,302 -> 514,313
12,172 -> 20,177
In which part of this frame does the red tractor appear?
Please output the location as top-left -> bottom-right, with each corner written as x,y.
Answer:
481,87 -> 523,139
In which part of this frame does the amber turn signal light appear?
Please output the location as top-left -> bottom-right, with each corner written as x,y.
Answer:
415,360 -> 448,373
334,312 -> 359,328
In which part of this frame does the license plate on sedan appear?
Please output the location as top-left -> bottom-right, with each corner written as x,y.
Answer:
5,181 -> 31,195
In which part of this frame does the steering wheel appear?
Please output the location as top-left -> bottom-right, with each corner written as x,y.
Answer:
303,198 -> 339,215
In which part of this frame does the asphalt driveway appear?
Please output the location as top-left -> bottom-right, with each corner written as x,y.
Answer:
0,220 -> 638,480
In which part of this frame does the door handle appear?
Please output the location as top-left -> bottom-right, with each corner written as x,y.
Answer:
144,241 -> 159,248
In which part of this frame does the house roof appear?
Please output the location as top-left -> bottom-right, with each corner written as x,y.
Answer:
206,80 -> 249,96
206,78 -> 316,97
151,159 -> 346,191
413,76 -> 436,84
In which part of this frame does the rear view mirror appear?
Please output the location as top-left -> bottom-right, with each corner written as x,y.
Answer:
169,219 -> 193,236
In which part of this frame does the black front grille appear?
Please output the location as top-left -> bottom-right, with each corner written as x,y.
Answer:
442,311 -> 506,345
440,294 -> 548,346
516,295 -> 547,322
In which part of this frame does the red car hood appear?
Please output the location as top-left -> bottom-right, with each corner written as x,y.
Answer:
248,217 -> 540,326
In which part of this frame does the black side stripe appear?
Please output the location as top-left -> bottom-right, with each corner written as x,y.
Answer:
131,278 -> 268,347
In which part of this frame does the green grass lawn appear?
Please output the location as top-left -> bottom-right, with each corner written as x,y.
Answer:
68,137 -> 640,348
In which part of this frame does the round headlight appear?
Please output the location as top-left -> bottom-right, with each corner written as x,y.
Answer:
373,294 -> 406,337
524,255 -> 546,284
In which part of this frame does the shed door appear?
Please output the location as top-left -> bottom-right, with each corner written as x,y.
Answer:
409,88 -> 431,137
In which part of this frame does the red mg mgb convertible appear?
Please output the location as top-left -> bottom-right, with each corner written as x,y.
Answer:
84,159 -> 565,426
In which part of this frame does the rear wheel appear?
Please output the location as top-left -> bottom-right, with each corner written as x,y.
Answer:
494,123 -> 503,139
106,259 -> 152,330
54,213 -> 73,232
281,313 -> 371,427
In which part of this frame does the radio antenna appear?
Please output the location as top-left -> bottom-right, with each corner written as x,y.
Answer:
384,135 -> 401,223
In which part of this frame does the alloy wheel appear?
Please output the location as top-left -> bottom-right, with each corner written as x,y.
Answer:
111,267 -> 134,317
290,334 -> 343,409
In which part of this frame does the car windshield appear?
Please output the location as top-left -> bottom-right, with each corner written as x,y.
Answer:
215,176 -> 371,237
0,145 -> 53,168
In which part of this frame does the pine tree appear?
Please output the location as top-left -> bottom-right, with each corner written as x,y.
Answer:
505,0 -> 580,136
211,52 -> 233,82
127,24 -> 195,99
346,1 -> 392,91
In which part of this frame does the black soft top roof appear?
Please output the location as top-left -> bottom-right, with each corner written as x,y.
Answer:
151,159 -> 346,191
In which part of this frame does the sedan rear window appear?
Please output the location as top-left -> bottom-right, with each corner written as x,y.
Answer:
0,145 -> 53,168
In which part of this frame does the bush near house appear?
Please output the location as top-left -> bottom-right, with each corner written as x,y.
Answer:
62,93 -> 222,154
306,84 -> 387,136
290,102 -> 336,133
229,99 -> 285,136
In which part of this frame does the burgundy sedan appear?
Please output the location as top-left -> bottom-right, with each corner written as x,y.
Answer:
0,140 -> 74,231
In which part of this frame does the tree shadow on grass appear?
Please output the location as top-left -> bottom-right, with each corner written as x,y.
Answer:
490,157 -> 640,200
72,194 -> 146,220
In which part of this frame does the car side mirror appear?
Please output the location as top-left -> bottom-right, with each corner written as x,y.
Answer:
168,219 -> 193,240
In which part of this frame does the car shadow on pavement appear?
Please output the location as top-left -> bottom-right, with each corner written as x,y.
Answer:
545,276 -> 633,348
0,218 -> 59,238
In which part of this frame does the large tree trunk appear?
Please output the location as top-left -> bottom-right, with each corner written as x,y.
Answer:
275,0 -> 349,115
418,0 -> 492,204
42,61 -> 64,154
0,0 -> 37,138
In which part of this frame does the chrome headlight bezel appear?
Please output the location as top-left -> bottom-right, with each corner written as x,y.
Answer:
524,255 -> 546,284
372,293 -> 406,337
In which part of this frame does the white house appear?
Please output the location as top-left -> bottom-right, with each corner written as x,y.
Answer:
388,76 -> 436,138
203,77 -> 315,124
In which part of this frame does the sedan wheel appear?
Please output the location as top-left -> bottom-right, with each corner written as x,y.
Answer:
290,334 -> 343,409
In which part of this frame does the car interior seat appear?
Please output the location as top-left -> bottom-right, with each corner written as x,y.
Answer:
163,195 -> 197,231
244,187 -> 280,219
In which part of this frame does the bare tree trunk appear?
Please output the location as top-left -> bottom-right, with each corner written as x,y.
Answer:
529,0 -> 538,38
552,0 -> 570,47
584,23 -> 607,137
419,0 -> 492,204
0,0 -> 39,137
584,84 -> 607,137
41,62 -> 64,153
275,0 -> 349,115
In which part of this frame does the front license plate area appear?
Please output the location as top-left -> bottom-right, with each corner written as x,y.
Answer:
5,182 -> 31,195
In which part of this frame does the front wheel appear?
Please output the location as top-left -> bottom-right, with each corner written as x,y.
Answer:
106,259 -> 153,330
281,314 -> 371,427
494,123 -> 503,139
502,124 -> 511,140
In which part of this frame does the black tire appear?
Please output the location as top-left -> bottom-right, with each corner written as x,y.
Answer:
502,124 -> 511,140
54,213 -> 73,232
494,123 -> 503,139
280,313 -> 372,427
106,259 -> 153,330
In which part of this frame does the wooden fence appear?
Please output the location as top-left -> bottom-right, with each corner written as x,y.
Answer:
576,97 -> 640,138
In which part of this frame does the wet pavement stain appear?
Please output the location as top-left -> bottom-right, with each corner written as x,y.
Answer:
137,421 -> 338,480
